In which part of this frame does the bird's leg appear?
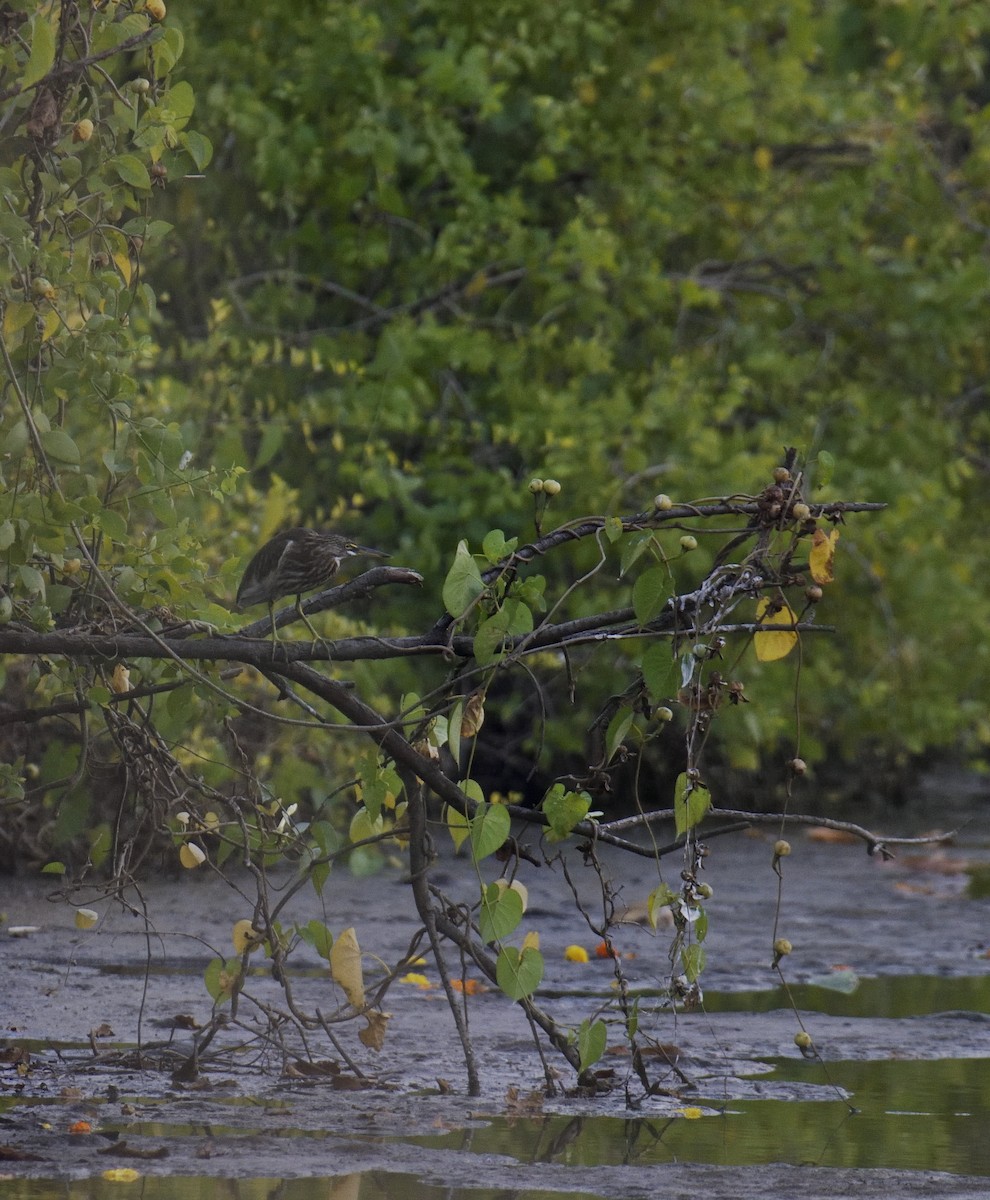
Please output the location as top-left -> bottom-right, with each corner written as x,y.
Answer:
295,596 -> 333,660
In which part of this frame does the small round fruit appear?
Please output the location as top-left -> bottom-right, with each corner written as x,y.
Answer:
528,478 -> 544,494
31,277 -> 55,300
150,162 -> 168,181
794,1031 -> 813,1049
791,502 -> 812,521
805,585 -> 823,603
145,0 -> 166,20
654,493 -> 673,511
773,937 -> 792,956
773,839 -> 792,858
654,705 -> 674,723
542,478 -> 561,496
72,118 -> 94,143
129,77 -> 152,95
697,883 -> 714,899
789,757 -> 807,776
773,467 -> 791,483
679,535 -> 698,552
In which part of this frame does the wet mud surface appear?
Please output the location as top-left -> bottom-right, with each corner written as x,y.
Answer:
1,775 -> 989,1197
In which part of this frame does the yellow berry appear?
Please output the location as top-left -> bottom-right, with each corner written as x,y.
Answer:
794,1031 -> 813,1049
654,493 -> 673,511
791,502 -> 812,521
679,535 -> 698,552
72,119 -> 94,143
773,839 -> 792,858
145,0 -> 166,20
789,757 -> 807,776
773,937 -> 792,957
773,467 -> 791,483
542,478 -> 561,496
528,478 -> 544,494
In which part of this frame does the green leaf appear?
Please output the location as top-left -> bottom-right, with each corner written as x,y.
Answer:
680,943 -> 706,984
469,801 -> 511,861
447,697 -> 463,767
23,14 -> 56,88
95,508 -> 128,541
204,956 -> 243,1005
496,945 -> 544,1001
113,155 -> 152,190
605,706 -> 634,763
180,130 -> 213,171
673,772 -> 711,837
604,515 -> 624,543
473,599 -> 533,666
641,643 -> 676,700
442,539 -> 485,617
814,450 -> 836,489
542,785 -> 591,840
632,566 -> 669,625
41,861 -> 66,875
647,883 -> 677,929
40,429 -> 80,467
297,919 -> 333,960
481,528 -> 517,563
478,881 -> 524,944
577,1018 -> 608,1072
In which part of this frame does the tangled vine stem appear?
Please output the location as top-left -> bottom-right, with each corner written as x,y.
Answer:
3,466 -> 940,1095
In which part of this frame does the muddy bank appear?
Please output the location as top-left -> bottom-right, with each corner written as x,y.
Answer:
1,779 -> 988,1196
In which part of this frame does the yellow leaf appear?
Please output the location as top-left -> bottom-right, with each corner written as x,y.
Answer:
179,843 -> 206,869
753,597 -> 799,662
358,1010 -> 391,1051
444,803 -> 470,852
564,944 -> 590,963
74,908 -> 98,930
809,528 -> 839,585
400,972 -> 433,989
232,919 -> 263,954
102,1169 -> 141,1183
330,926 -> 365,1009
753,145 -> 773,171
110,663 -> 130,694
40,307 -> 60,342
521,930 -> 540,952
3,300 -> 35,338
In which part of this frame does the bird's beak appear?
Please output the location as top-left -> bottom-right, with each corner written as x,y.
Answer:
349,544 -> 390,559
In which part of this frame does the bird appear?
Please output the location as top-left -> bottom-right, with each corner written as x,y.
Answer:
235,528 -> 389,642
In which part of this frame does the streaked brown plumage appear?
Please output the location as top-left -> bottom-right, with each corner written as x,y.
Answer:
236,528 -> 389,639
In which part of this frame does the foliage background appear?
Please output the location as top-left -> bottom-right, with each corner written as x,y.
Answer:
3,0 -> 990,867
152,0 -> 990,765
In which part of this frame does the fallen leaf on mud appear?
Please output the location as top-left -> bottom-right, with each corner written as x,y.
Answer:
89,1024 -> 115,1041
0,1144 -> 44,1162
98,1141 -> 169,1160
894,881 -> 935,896
286,1059 -> 340,1078
0,1047 -> 30,1066
101,1169 -> 141,1183
69,1121 -> 92,1135
400,973 -> 433,989
450,978 -> 486,994
505,1085 -> 544,1115
806,827 -> 858,845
